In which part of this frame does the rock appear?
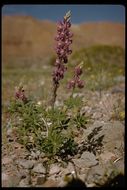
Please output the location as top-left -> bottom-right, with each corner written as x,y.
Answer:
86,164 -> 106,185
36,150 -> 41,156
19,159 -> 35,169
2,157 -> 12,165
66,162 -> 75,172
31,151 -> 40,159
92,112 -> 103,119
60,162 -> 74,177
86,120 -> 124,153
18,178 -> 30,187
72,159 -> 86,169
20,169 -> 29,179
55,100 -> 63,107
114,158 -> 124,175
99,151 -> 116,164
2,173 -> 9,187
49,164 -> 61,175
74,153 -> 81,159
101,121 -> 124,152
58,180 -> 68,187
80,151 -> 98,167
2,173 -> 21,187
85,161 -> 122,186
40,152 -> 46,158
11,154 -> 17,160
6,128 -> 13,137
42,179 -> 58,187
36,175 -> 46,185
71,152 -> 98,176
32,163 -> 46,174
78,174 -> 86,181
73,93 -> 83,98
72,159 -> 97,171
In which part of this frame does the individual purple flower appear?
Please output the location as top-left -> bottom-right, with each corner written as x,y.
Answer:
77,79 -> 84,89
75,66 -> 83,76
67,80 -> 75,89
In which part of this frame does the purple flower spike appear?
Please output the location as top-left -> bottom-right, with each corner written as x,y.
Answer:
67,64 -> 84,91
15,86 -> 27,103
52,11 -> 73,85
51,11 -> 73,107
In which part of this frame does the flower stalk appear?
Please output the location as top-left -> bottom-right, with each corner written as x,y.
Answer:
67,62 -> 84,97
50,11 -> 73,108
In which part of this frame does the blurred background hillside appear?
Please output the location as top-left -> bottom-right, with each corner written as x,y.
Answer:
2,15 -> 125,66
2,5 -> 125,105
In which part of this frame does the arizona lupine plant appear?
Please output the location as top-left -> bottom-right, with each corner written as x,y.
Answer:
50,11 -> 73,107
67,62 -> 84,93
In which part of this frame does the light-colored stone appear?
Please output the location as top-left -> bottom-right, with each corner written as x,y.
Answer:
42,179 -> 58,187
86,164 -> 106,184
2,157 -> 12,165
99,151 -> 116,163
60,162 -> 75,177
49,164 -> 61,175
18,178 -> 30,187
2,173 -> 9,187
20,170 -> 29,179
72,154 -> 98,174
80,151 -> 98,167
6,128 -> 13,137
19,159 -> 35,169
72,159 -> 87,169
92,112 -> 103,119
114,158 -> 124,175
32,163 -> 46,174
40,152 -> 45,158
58,180 -> 68,187
30,150 -> 41,159
78,174 -> 86,181
85,120 -> 124,153
73,93 -> 83,98
2,173 -> 21,187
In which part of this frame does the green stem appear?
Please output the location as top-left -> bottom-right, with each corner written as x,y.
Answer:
70,86 -> 75,98
50,82 -> 59,109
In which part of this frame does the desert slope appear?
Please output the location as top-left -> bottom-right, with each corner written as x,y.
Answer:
2,15 -> 125,61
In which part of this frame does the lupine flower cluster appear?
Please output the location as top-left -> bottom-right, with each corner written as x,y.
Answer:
15,86 -> 27,103
52,11 -> 73,85
67,65 -> 84,90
